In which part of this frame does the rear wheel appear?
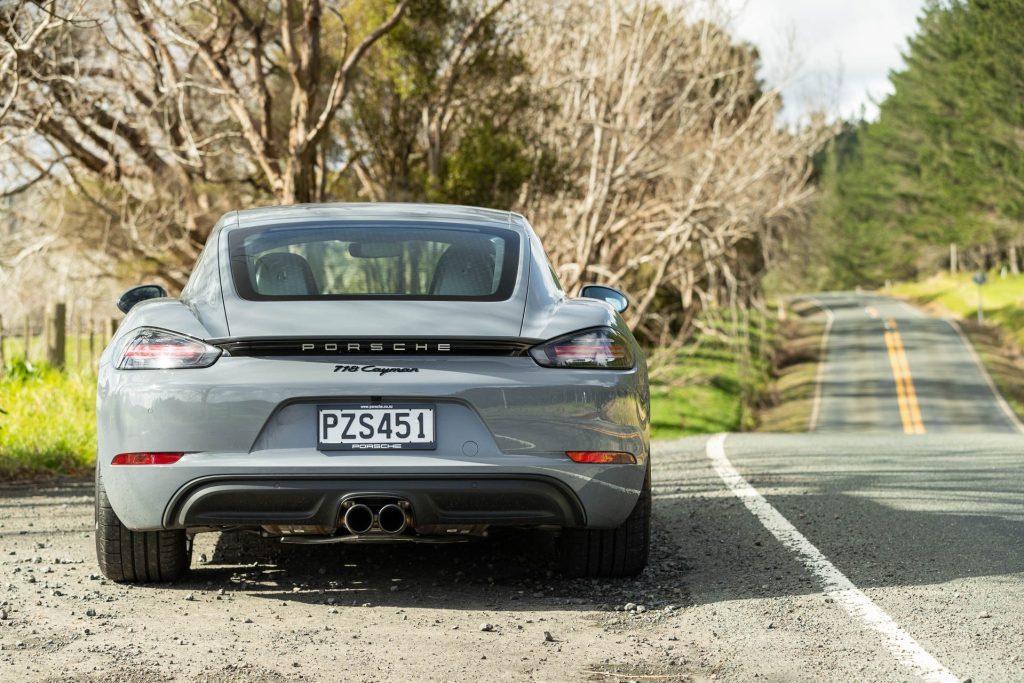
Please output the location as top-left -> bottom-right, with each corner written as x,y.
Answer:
95,471 -> 191,582
559,469 -> 650,578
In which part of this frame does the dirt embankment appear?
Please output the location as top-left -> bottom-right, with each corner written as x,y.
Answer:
756,302 -> 826,432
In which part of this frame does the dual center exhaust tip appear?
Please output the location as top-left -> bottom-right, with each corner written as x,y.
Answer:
343,502 -> 408,535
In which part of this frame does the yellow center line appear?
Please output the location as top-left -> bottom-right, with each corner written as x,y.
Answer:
891,329 -> 925,432
883,322 -> 925,434
884,331 -> 914,433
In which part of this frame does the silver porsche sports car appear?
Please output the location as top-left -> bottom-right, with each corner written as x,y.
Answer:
95,203 -> 650,582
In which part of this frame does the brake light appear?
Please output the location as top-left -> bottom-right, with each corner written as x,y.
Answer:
117,328 -> 221,370
111,452 -> 184,466
567,451 -> 637,464
529,327 -> 635,369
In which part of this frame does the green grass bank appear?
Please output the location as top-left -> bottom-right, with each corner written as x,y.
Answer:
647,320 -> 773,440
891,272 -> 1024,346
0,360 -> 97,479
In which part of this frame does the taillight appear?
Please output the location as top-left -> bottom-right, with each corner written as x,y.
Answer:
111,452 -> 184,466
567,451 -> 637,464
117,328 -> 221,370
529,327 -> 635,369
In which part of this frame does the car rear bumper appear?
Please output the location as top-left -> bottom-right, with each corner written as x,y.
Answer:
100,451 -> 645,532
166,475 -> 585,530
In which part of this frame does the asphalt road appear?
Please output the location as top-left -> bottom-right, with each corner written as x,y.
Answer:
807,292 -> 1022,434
652,292 -> 1024,681
1,292 -> 1022,681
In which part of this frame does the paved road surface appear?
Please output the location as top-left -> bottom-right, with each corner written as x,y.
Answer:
653,292 -> 1023,681
1,292 -> 1022,681
808,292 -> 1022,434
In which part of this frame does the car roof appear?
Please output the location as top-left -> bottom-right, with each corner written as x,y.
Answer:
228,203 -> 523,231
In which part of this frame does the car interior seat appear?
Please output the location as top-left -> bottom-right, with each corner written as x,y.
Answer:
254,252 -> 320,296
429,242 -> 497,296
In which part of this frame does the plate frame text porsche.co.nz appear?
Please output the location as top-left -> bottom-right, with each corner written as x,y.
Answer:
317,403 -> 437,451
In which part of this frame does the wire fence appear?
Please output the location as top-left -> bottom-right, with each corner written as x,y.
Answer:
0,307 -> 120,376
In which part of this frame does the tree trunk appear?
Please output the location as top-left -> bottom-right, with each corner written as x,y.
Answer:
282,148 -> 319,204
1009,244 -> 1019,275
950,242 -> 958,274
46,302 -> 66,370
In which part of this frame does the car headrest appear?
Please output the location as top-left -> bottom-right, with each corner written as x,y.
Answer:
429,243 -> 497,296
254,252 -> 319,296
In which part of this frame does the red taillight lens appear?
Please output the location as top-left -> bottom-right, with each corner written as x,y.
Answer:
117,328 -> 221,370
529,327 -> 636,369
554,341 -> 626,360
111,452 -> 184,466
567,451 -> 637,464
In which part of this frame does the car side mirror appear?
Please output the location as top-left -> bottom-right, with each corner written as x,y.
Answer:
580,285 -> 629,313
116,284 -> 168,314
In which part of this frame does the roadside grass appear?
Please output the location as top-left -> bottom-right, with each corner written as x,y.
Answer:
890,272 -> 1024,421
0,359 -> 97,479
649,314 -> 775,440
959,320 -> 1024,419
890,272 -> 1024,346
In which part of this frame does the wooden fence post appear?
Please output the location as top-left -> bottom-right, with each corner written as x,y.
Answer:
89,319 -> 96,367
75,317 -> 82,370
23,316 -> 31,363
46,302 -> 67,370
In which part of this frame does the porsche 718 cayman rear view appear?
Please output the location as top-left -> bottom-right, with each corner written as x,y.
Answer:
95,203 -> 650,582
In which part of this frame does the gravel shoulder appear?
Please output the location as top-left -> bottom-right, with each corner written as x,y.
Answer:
0,460 -> 700,683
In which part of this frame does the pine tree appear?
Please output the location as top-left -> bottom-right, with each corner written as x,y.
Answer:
815,0 -> 1024,286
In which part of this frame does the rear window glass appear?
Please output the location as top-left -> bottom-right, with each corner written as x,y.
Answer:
228,224 -> 520,301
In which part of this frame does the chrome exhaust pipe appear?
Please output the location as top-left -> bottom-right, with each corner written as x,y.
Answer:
377,503 -> 408,535
343,504 -> 374,535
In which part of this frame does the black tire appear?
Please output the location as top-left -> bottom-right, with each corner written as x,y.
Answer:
559,469 -> 650,578
95,470 -> 191,583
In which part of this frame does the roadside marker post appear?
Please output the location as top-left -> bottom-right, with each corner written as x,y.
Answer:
972,271 -> 986,322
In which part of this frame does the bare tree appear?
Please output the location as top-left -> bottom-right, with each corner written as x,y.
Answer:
519,0 -> 831,343
0,0 -> 409,288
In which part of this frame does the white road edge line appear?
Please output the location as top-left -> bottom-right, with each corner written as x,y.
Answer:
705,433 -> 958,683
803,296 -> 834,432
942,317 -> 1024,434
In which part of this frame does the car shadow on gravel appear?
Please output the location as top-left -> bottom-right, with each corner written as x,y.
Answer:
153,524 -> 688,613
0,477 -> 91,504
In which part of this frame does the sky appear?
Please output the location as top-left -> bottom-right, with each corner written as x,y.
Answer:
721,0 -> 926,123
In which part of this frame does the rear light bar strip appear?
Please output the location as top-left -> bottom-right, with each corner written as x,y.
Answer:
213,338 -> 535,357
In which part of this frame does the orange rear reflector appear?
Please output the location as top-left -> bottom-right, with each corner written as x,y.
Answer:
566,451 -> 636,464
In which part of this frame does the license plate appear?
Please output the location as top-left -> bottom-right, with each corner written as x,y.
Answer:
317,403 -> 435,451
